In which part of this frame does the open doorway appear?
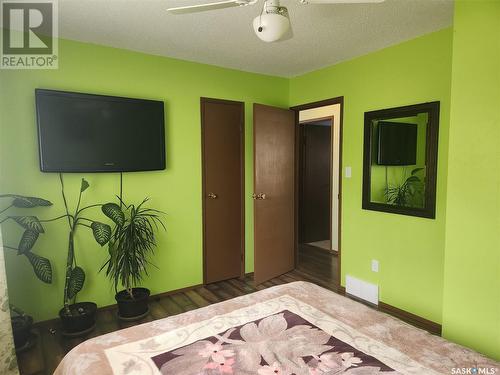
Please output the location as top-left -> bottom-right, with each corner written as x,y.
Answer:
299,118 -> 333,251
292,98 -> 343,290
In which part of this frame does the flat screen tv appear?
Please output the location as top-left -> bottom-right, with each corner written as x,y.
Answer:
377,121 -> 417,166
35,89 -> 166,172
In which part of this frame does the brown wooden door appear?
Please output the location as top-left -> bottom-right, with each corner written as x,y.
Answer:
202,98 -> 244,284
299,123 -> 332,243
253,104 -> 295,284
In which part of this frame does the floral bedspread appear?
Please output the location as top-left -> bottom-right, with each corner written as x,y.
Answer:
54,282 -> 498,375
151,308 -> 397,374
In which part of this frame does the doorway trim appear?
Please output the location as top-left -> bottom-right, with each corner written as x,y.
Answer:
200,97 -> 245,284
290,96 -> 344,291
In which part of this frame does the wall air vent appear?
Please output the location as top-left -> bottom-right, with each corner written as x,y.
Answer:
345,275 -> 379,305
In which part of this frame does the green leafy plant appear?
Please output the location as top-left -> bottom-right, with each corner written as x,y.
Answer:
1,176 -> 112,316
384,167 -> 425,208
100,198 -> 165,298
57,175 -> 111,314
0,194 -> 53,283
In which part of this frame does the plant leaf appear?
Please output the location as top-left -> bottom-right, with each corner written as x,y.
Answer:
13,196 -> 52,208
18,230 -> 39,254
80,179 -> 90,192
91,221 -> 111,246
406,176 -> 421,183
12,216 -> 44,233
101,203 -> 125,226
24,252 -> 52,284
411,168 -> 424,176
67,266 -> 85,299
0,194 -> 52,208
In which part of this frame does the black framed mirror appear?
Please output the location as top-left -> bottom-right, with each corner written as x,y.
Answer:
362,102 -> 440,219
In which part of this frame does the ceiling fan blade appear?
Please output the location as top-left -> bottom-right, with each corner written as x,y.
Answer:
167,0 -> 252,14
302,0 -> 384,3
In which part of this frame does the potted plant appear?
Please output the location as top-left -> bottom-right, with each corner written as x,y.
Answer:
1,177 -> 112,336
56,175 -> 112,336
100,198 -> 165,321
10,305 -> 34,352
384,167 -> 425,208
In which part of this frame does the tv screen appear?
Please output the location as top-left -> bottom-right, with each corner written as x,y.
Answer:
35,89 -> 166,172
377,121 -> 417,166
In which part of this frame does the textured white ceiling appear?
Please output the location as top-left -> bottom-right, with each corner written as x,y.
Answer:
58,0 -> 453,77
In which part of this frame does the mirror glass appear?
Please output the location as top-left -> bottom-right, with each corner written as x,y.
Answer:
362,102 -> 440,219
369,113 -> 427,208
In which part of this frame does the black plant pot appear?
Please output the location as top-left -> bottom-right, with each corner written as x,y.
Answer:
11,315 -> 33,350
115,287 -> 150,321
59,302 -> 97,337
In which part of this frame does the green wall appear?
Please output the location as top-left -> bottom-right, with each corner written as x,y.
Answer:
442,0 -> 500,360
0,39 -> 288,321
1,18 -> 498,361
289,28 -> 453,324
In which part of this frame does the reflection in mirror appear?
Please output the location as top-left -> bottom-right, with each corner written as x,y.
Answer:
362,101 -> 440,219
370,113 -> 427,208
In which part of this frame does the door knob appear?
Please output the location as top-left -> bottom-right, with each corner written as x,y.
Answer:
207,192 -> 217,199
252,193 -> 267,200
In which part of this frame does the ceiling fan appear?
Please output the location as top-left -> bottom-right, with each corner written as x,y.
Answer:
167,0 -> 385,43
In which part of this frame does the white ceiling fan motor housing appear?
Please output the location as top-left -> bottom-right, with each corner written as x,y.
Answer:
253,0 -> 290,42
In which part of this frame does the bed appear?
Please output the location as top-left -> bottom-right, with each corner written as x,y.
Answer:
54,281 -> 498,375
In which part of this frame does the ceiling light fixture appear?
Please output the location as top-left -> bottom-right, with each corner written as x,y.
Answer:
252,0 -> 290,42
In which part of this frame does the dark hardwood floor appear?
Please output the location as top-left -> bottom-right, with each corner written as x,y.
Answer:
16,247 -> 338,375
297,243 -> 338,287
